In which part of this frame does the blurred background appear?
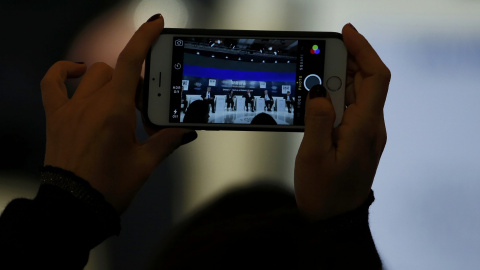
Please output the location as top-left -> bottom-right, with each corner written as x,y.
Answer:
1,0 -> 480,269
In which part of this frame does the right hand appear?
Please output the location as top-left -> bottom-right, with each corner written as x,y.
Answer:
294,24 -> 391,220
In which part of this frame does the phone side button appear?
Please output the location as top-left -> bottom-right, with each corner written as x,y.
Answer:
158,72 -> 162,87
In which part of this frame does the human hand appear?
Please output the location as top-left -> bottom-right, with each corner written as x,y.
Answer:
41,14 -> 197,213
294,24 -> 390,220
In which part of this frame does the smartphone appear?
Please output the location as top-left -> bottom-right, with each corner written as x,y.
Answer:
144,28 -> 347,131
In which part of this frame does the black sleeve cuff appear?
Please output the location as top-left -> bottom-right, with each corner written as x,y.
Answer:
307,191 -> 375,233
39,166 -> 121,241
298,191 -> 382,269
0,166 -> 121,269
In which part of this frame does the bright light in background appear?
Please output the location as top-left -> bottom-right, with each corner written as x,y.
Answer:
132,0 -> 189,28
215,0 -> 290,30
173,1 -> 480,269
62,0 -> 480,268
67,0 -> 191,68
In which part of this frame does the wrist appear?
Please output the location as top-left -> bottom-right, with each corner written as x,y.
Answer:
40,166 -> 121,237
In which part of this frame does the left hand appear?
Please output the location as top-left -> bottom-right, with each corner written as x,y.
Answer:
40,14 -> 196,213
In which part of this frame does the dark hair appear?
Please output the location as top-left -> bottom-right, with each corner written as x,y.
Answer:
148,183 -> 382,269
183,100 -> 209,123
251,113 -> 277,125
149,183 -> 302,269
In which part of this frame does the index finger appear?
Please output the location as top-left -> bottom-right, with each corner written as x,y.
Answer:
342,24 -> 391,115
40,61 -> 87,117
113,14 -> 165,99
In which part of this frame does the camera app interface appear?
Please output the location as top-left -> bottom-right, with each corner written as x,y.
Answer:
169,36 -> 325,126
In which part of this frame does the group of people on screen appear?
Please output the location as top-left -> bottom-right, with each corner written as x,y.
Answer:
181,87 -> 295,115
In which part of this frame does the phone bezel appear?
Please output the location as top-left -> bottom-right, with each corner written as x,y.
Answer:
144,28 -> 347,132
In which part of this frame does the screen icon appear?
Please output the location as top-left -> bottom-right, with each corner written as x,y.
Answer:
175,39 -> 184,46
304,74 -> 322,91
310,45 -> 320,55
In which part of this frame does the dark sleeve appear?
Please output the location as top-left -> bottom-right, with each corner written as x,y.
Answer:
298,191 -> 382,269
0,166 -> 121,270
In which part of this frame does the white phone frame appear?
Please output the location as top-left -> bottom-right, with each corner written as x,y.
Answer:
145,28 -> 347,131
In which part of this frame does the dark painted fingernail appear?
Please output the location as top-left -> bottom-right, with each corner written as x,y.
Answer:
147,13 -> 162,22
309,84 -> 327,99
180,131 -> 198,145
348,23 -> 358,33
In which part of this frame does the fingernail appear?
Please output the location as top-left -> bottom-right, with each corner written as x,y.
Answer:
147,13 -> 162,22
180,131 -> 198,145
309,84 -> 327,99
348,23 -> 358,33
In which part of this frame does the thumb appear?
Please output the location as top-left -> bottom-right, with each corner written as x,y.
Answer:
301,85 -> 336,155
140,128 -> 197,166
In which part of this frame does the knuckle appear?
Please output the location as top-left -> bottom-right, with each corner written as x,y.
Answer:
40,61 -> 68,89
296,148 -> 323,166
40,77 -> 52,89
353,116 -> 386,148
117,49 -> 142,71
379,65 -> 391,83
40,75 -> 58,91
91,62 -> 112,72
379,123 -> 387,148
367,121 -> 387,153
117,49 -> 133,64
89,62 -> 114,78
305,99 -> 336,123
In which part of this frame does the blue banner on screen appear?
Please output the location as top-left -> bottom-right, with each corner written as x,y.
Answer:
183,65 -> 296,82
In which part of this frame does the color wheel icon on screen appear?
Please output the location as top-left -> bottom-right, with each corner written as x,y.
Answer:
310,45 -> 320,55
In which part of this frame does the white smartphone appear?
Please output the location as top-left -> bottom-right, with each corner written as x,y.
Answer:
144,28 -> 347,131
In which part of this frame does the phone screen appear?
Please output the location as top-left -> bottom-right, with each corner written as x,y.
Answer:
168,36 -> 326,126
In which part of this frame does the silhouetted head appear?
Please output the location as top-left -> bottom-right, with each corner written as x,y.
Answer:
183,100 -> 209,123
251,113 -> 277,125
150,183 -> 302,269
